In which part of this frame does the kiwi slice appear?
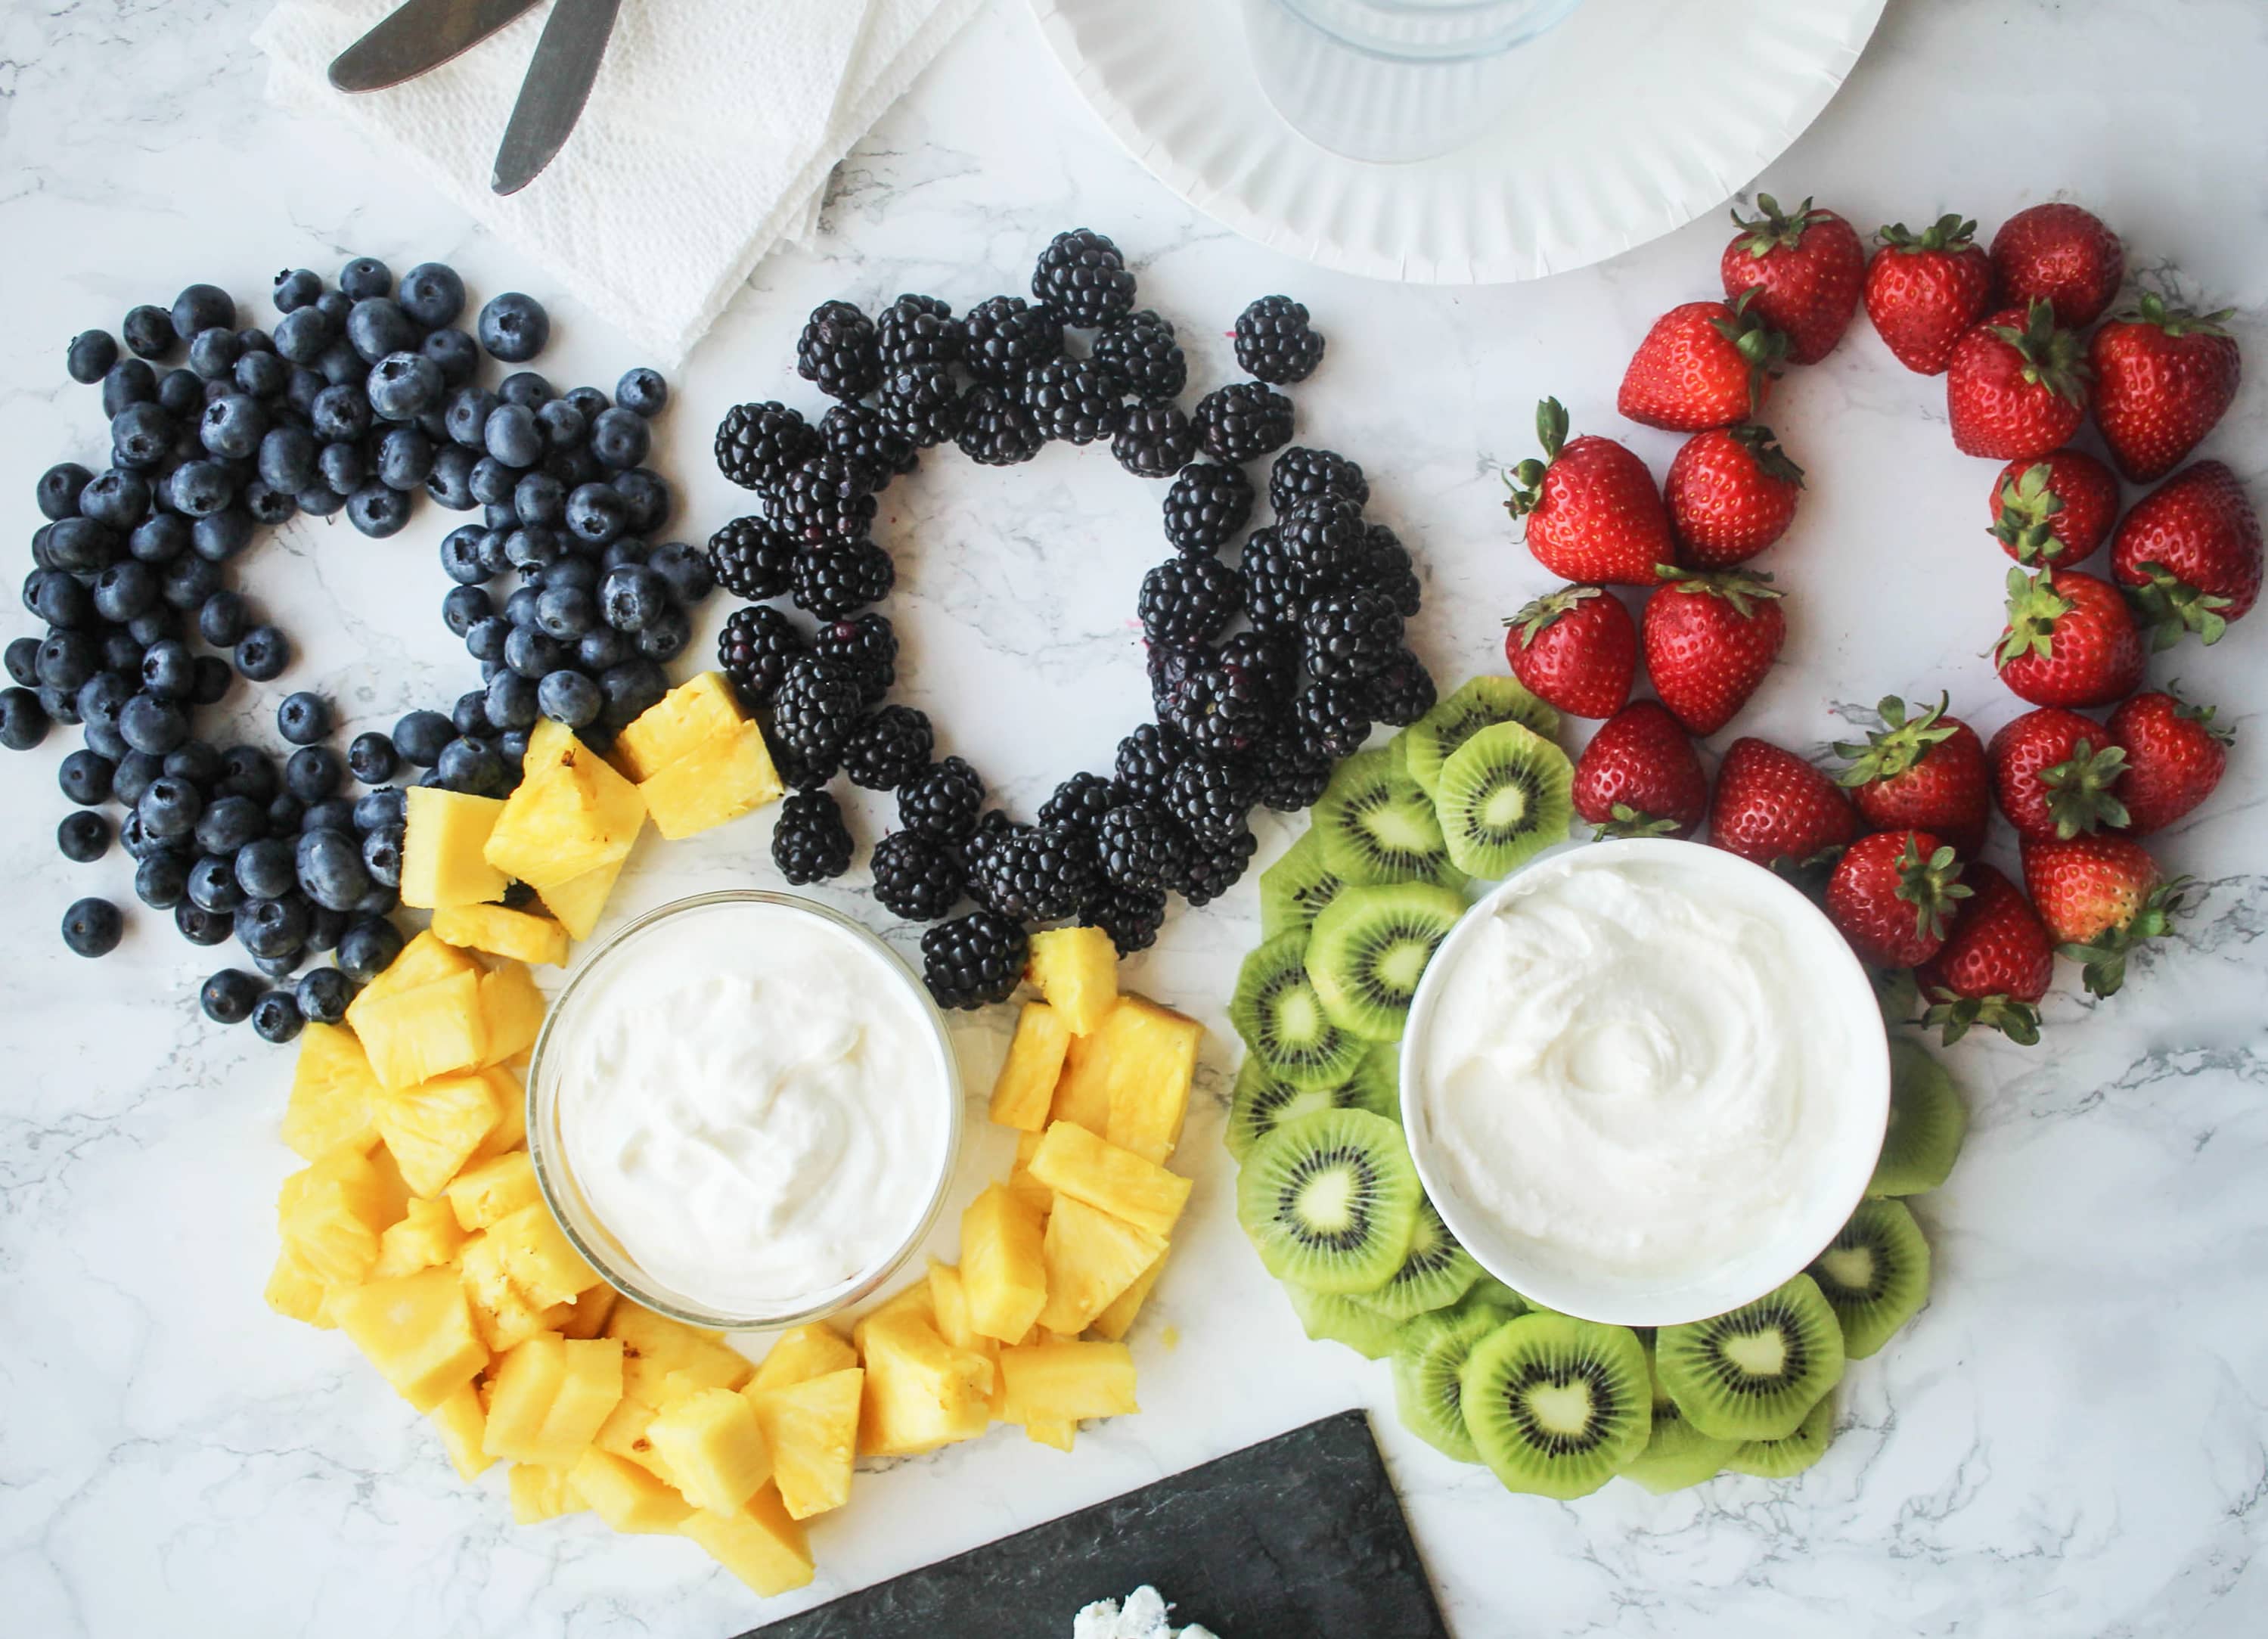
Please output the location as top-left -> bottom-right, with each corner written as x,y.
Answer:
1390,1299 -> 1515,1463
1623,1343 -> 1737,1494
1725,1389 -> 1836,1479
1311,750 -> 1465,889
1655,1274 -> 1847,1442
1404,676 -> 1560,800
1348,1043 -> 1404,1123
1259,831 -> 1344,939
1434,720 -> 1575,878
1466,1272 -> 1543,1315
1228,1060 -> 1348,1161
1809,1197 -> 1931,1358
1460,1313 -> 1652,1499
1305,882 -> 1465,1043
1234,1109 -> 1422,1294
1366,1196 -> 1484,1320
1283,1284 -> 1403,1360
1230,934 -> 1367,1091
1871,1037 -> 1969,1196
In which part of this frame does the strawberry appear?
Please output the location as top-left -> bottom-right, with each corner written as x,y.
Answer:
2021,833 -> 2187,996
1864,215 -> 1996,375
1720,194 -> 1866,365
1503,397 -> 1674,586
1914,862 -> 2055,1045
1832,694 -> 1991,855
1947,300 -> 2092,461
1986,706 -> 2128,842
1641,569 -> 1786,736
1663,424 -> 1804,568
1826,828 -> 1970,968
2110,460 -> 2263,648
1987,448 -> 2120,566
1571,701 -> 1708,840
1707,737 -> 1857,870
2107,687 -> 2230,836
1989,202 -> 2124,329
1616,293 -> 1789,433
1994,566 -> 2145,708
1502,585 -> 1637,719
2089,293 -> 2242,482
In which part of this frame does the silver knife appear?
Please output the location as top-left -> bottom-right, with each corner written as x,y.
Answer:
328,0 -> 545,93
491,0 -> 624,195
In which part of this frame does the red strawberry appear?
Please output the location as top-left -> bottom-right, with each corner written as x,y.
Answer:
1989,202 -> 2124,329
1864,214 -> 1996,375
1915,862 -> 2055,1045
1502,585 -> 1637,719
1987,448 -> 2120,566
1617,293 -> 1789,432
2108,687 -> 2230,836
1707,737 -> 1858,870
1503,397 -> 1674,586
1994,566 -> 2145,708
2021,833 -> 2186,996
2110,460 -> 2263,647
2089,293 -> 2242,482
1640,569 -> 1786,736
1663,424 -> 1804,568
1832,694 -> 1991,855
1826,828 -> 1971,969
1571,701 -> 1708,840
1947,301 -> 2093,461
1986,706 -> 2128,842
1720,194 -> 1866,365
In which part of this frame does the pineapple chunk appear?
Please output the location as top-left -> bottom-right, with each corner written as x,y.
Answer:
1006,1129 -> 1054,1215
1048,1033 -> 1112,1137
607,1302 -> 752,1393
483,736 -> 644,891
746,1367 -> 861,1520
928,1262 -> 1004,1419
278,1145 -> 407,1287
997,1340 -> 1139,1426
856,1309 -> 994,1456
431,902 -> 570,967
1024,927 -> 1118,1035
334,1266 -> 489,1413
647,1386 -> 773,1514
486,1202 -> 598,1308
348,931 -> 481,1020
613,671 -> 745,782
750,1321 -> 856,1392
282,1023 -> 383,1159
959,1184 -> 1048,1345
535,855 -> 624,942
989,1003 -> 1071,1132
1027,1120 -> 1192,1238
521,716 -> 582,775
469,1066 -> 526,1161
1038,1197 -> 1166,1335
681,1484 -> 814,1597
483,1334 -> 625,1467
572,1448 -> 693,1534
507,1462 -> 584,1524
851,1280 -> 937,1360
430,1380 -> 495,1481
638,721 -> 783,841
1025,1420 -> 1076,1452
1053,995 -> 1203,1164
1091,1253 -> 1167,1343
372,1197 -> 469,1278
263,1249 -> 333,1328
376,1071 -> 504,1199
401,787 -> 509,909
459,1231 -> 557,1354
445,1150 -> 541,1231
475,963 -> 548,1067
355,969 -> 490,1091
558,1283 -> 618,1340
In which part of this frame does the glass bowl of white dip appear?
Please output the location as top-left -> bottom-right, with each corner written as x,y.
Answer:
526,891 -> 961,1331
1401,837 -> 1888,1328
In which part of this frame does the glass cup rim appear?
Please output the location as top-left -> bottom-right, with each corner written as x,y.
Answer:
524,888 -> 963,1333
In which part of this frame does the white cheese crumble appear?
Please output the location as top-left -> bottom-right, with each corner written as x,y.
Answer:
1072,1585 -> 1220,1639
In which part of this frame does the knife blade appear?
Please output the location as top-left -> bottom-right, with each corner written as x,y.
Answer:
491,0 -> 624,195
328,0 -> 545,93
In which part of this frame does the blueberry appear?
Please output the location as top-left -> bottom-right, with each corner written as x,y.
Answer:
46,517 -> 116,576
547,444 -> 601,489
272,269 -> 323,313
346,483 -> 411,539
535,583 -> 597,641
465,615 -> 512,666
536,668 -> 602,728
485,668 -> 539,730
598,536 -> 649,573
54,744 -> 111,812
451,690 -> 493,737
301,798 -> 358,837
563,482 -> 626,546
436,526 -> 490,586
188,854 -> 245,914
140,640 -> 196,700
374,427 -> 434,492
92,560 -> 157,625
188,326 -> 241,381
296,827 -> 370,911
234,835 -> 296,900
161,368 -> 210,418
340,257 -> 392,300
593,563 -> 665,633
108,752 -> 160,811
57,810 -> 110,862
600,658 -> 669,729
468,455 -> 518,508
36,461 -> 92,520
244,989 -> 303,1044
191,656 -> 232,708
385,259 -> 463,325
501,590 -> 540,635
4,638 -> 39,688
82,722 -> 129,763
200,967 -> 260,1023
337,917 -> 403,983
37,632 -> 96,695
67,329 -> 120,384
172,899 -> 228,945
558,383 -> 606,421
310,382 -> 371,442
393,709 -> 452,766
194,793 -> 265,856
317,339 -> 365,389
436,734 -> 506,794
353,786 -> 408,833
483,402 -> 543,469
172,284 -> 234,342
101,358 -> 157,416
360,826 -> 403,889
285,744 -> 343,802
62,897 -> 123,958
107,401 -> 174,470
535,399 -> 586,453
296,483 -> 347,518
477,292 -> 550,362
163,738 -> 220,785
318,441 -> 366,495
235,892 -> 312,961
76,669 -> 136,733
27,573 -> 87,630
634,603 -> 691,663
443,385 -> 498,448
613,366 -> 666,418
168,459 -> 235,517
646,540 -> 715,605
101,629 -> 144,675
367,352 -> 442,424
253,427 -> 315,498
563,625 -> 622,674
346,296 -> 420,364
76,469 -> 148,532
424,444 -> 478,511
313,288 -> 352,327
133,849 -> 188,909
119,692 -> 188,756
498,728 -> 531,764
293,965 -> 352,1025
135,781 -> 205,847
236,625 -> 291,681
234,348 -> 288,399
588,405 -> 650,470
494,480 -> 560,539
216,745 -> 278,802
504,624 -> 563,680
272,305 -> 335,365
337,732 -> 394,788
160,552 -> 222,613
192,507 -> 254,563
272,691 -> 327,745
123,303 -> 177,359
242,479 -> 294,528
198,393 -> 264,459
495,528 -> 556,576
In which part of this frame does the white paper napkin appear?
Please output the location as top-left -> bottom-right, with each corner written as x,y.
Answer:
254,0 -> 981,366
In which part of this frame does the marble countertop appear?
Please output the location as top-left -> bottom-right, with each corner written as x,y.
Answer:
4,2 -> 2265,1634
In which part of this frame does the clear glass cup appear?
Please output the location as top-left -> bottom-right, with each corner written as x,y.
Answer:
1241,0 -> 1587,163
526,889 -> 962,1332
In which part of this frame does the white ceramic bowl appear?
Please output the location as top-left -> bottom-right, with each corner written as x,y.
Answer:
1398,838 -> 1888,1327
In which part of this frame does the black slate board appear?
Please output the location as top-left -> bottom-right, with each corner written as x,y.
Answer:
741,1410 -> 1448,1639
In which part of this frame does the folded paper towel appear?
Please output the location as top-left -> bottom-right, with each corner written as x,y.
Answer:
255,0 -> 981,365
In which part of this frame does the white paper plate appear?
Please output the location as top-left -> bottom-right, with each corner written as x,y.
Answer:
1029,0 -> 1888,284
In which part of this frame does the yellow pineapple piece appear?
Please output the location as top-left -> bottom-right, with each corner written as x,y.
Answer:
1024,927 -> 1118,1035
646,1386 -> 772,1514
1091,1253 -> 1166,1343
282,1023 -> 383,1159
613,671 -> 746,781
855,1308 -> 994,1457
278,1145 -> 407,1287
959,1184 -> 1048,1345
989,1002 -> 1071,1132
521,716 -> 582,774
535,855 -> 623,942
925,1262 -> 988,1355
458,1231 -> 555,1354
483,734 -> 644,891
1048,1033 -> 1112,1137
1047,994 -> 1202,1164
750,1321 -> 856,1392
354,968 -> 490,1091
608,1302 -> 751,1392
851,1279 -> 936,1360
263,1249 -> 334,1328
483,1334 -> 625,1467
1026,1120 -> 1192,1238
430,1380 -> 495,1481
376,1071 -> 504,1198
474,962 -> 548,1067
745,1367 -> 861,1520
997,1340 -> 1139,1426
681,1484 -> 814,1597
558,1283 -> 618,1340
372,1197 -> 469,1278
507,1461 -> 584,1524
468,1066 -> 526,1161
444,1149 -> 541,1231
486,1202 -> 598,1308
1006,1128 -> 1054,1215
400,787 -> 509,909
638,721 -> 784,841
572,1448 -> 693,1535
333,1265 -> 489,1413
1025,1420 -> 1076,1451
431,902 -> 571,967
1038,1197 -> 1165,1335
347,930 -> 481,1018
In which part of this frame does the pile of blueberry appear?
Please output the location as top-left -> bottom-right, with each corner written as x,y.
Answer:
8,256 -> 697,1045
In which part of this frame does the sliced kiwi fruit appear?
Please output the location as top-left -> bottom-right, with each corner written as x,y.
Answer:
1347,1043 -> 1404,1123
1305,882 -> 1466,1043
1725,1389 -> 1836,1479
1283,1283 -> 1404,1360
1365,1196 -> 1484,1321
1234,1108 -> 1422,1294
1871,1037 -> 1969,1196
1230,934 -> 1367,1091
1623,1342 -> 1738,1494
1311,750 -> 1466,889
1404,676 -> 1560,800
1390,1299 -> 1516,1463
1259,830 -> 1344,939
1435,720 -> 1575,878
1466,1272 -> 1544,1315
1227,1059 -> 1348,1161
1809,1197 -> 1931,1358
1460,1312 -> 1652,1499
1655,1274 -> 1847,1442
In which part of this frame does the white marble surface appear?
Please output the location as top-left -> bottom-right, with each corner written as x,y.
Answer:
3,2 -> 2266,1635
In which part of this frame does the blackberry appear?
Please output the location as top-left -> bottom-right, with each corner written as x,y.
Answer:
765,454 -> 876,545
1157,636 -> 1285,758
898,755 -> 985,841
1039,771 -> 1121,837
1082,882 -> 1168,955
1177,825 -> 1258,908
964,821 -> 1100,923
1019,356 -> 1122,445
1162,753 -> 1255,846
772,790 -> 854,884
1279,494 -> 1369,582
1093,310 -> 1187,402
921,911 -> 1029,1010
790,537 -> 895,620
874,293 -> 963,367
1147,642 -> 1210,726
870,829 -> 963,921
842,704 -> 934,791
820,402 -> 919,491
956,383 -> 1047,467
1095,802 -> 1190,892
1162,462 -> 1255,556
1299,588 -> 1404,681
1251,730 -> 1333,812
1192,381 -> 1292,464
1268,446 -> 1369,514
1239,526 -> 1311,632
961,295 -> 1065,384
708,515 -> 799,601
1113,721 -> 1187,807
1031,228 -> 1136,328
1233,295 -> 1326,383
1112,402 -> 1195,479
1219,629 -> 1294,700
717,604 -> 805,706
715,400 -> 821,489
1355,522 -> 1423,617
876,361 -> 966,449
1137,556 -> 1243,648
812,613 -> 896,703
796,300 -> 882,400
768,655 -> 863,781
1364,650 -> 1437,727
1291,676 -> 1373,762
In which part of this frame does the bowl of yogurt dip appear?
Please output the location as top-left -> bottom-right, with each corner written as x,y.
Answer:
1401,837 -> 1887,1327
526,891 -> 960,1330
